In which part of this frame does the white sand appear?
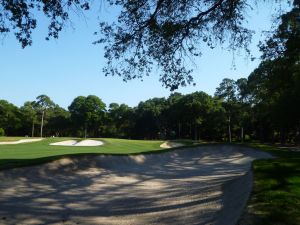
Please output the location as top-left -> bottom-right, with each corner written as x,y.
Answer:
50,140 -> 104,147
0,138 -> 43,145
0,145 -> 272,225
160,141 -> 184,148
50,140 -> 78,146
74,140 -> 104,146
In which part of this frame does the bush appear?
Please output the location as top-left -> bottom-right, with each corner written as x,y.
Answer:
0,128 -> 5,136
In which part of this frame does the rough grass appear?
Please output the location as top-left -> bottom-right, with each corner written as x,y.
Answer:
240,143 -> 300,225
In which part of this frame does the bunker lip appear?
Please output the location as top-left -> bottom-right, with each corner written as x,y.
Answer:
50,139 -> 104,147
0,138 -> 43,145
160,141 -> 185,148
0,145 -> 272,225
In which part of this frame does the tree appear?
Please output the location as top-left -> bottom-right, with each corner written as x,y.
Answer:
215,78 -> 237,142
134,98 -> 168,139
35,95 -> 54,137
0,0 -> 90,48
0,100 -> 22,136
106,103 -> 135,138
46,105 -> 71,137
1,0 -> 291,89
69,95 -> 106,138
165,92 -> 184,138
20,101 -> 38,137
247,1 -> 300,143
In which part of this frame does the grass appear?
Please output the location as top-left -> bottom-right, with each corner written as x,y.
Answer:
241,143 -> 300,225
0,137 -> 166,170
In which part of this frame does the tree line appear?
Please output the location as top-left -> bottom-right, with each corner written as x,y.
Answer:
0,71 -> 299,144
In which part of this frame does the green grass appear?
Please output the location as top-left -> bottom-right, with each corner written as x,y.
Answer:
242,143 -> 300,225
0,137 -> 166,170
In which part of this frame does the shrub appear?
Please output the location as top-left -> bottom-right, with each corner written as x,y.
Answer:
0,128 -> 5,136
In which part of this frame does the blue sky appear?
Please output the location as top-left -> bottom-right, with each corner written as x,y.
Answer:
0,1 -> 289,109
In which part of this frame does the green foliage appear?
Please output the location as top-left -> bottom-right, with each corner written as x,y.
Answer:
0,128 -> 5,136
69,95 -> 106,137
1,0 -> 290,89
0,99 -> 22,136
97,0 -> 256,90
246,3 -> 300,143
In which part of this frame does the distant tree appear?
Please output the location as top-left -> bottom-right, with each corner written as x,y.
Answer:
69,95 -> 106,138
0,100 -> 22,136
215,78 -> 237,142
178,92 -> 222,140
46,105 -> 71,137
165,92 -> 184,138
35,95 -> 54,137
106,103 -> 135,138
134,98 -> 168,139
20,101 -> 38,137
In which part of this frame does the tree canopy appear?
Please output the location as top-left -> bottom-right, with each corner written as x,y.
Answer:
0,0 -> 293,89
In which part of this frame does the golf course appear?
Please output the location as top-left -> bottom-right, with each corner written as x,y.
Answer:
0,138 -> 274,224
1,0 -> 300,224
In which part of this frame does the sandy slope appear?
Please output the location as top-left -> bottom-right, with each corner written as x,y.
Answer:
160,141 -> 185,148
0,145 -> 272,225
0,138 -> 43,145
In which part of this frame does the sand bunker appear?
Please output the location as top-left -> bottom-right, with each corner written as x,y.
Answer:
160,141 -> 185,148
50,140 -> 78,146
50,139 -> 104,147
0,138 -> 43,145
0,145 -> 272,225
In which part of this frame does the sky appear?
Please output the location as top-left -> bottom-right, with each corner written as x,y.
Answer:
0,1 -> 290,109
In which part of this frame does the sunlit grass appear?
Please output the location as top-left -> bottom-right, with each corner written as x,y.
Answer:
244,143 -> 300,225
0,137 -> 164,170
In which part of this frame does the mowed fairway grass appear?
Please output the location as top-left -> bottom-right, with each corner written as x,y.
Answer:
0,137 -> 164,170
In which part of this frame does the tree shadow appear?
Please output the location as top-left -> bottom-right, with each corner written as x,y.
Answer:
0,145 -> 271,225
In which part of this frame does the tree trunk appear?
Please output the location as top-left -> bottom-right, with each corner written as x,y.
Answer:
194,124 -> 197,140
296,125 -> 300,146
40,110 -> 44,138
241,127 -> 244,143
84,123 -> 87,139
31,120 -> 35,137
280,128 -> 286,145
178,122 -> 181,138
228,116 -> 232,143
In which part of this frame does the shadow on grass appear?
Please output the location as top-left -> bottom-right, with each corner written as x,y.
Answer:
250,158 -> 300,225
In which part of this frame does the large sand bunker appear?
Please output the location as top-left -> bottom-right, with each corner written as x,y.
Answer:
0,138 -> 43,145
50,139 -> 104,147
0,145 -> 272,225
